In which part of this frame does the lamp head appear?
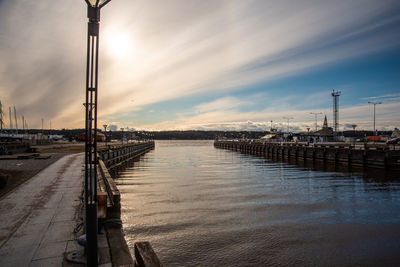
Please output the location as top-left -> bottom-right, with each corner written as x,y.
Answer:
86,0 -> 111,8
85,0 -> 110,22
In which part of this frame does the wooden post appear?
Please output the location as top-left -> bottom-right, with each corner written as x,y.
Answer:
135,242 -> 162,267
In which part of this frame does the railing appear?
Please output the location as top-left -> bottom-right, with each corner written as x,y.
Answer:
98,141 -> 155,169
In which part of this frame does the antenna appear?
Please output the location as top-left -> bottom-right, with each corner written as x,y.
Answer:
331,89 -> 341,135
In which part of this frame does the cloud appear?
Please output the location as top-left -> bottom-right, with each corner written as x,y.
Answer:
362,93 -> 400,103
195,96 -> 251,113
137,100 -> 400,132
0,0 -> 399,129
0,1 -> 86,128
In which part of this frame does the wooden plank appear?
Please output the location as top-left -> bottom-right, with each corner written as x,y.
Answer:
135,242 -> 162,267
98,160 -> 120,207
106,227 -> 134,267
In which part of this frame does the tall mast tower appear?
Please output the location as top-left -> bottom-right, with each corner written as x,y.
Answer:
331,89 -> 341,135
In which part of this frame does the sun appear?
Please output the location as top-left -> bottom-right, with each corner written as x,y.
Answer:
106,31 -> 132,59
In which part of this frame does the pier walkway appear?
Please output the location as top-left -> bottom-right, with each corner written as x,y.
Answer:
0,153 -> 83,266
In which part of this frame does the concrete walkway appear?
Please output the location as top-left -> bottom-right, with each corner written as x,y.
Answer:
0,153 -> 84,266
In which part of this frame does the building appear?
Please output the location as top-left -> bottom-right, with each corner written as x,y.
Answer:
77,132 -> 106,142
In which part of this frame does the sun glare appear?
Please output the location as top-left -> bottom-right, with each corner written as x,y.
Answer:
106,32 -> 132,59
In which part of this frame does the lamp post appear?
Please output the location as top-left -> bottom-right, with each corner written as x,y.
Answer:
310,112 -> 322,132
103,124 -> 108,146
368,101 -> 381,136
83,1 -> 111,266
282,116 -> 294,133
351,124 -> 357,145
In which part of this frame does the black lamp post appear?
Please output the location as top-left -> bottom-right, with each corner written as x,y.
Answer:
83,1 -> 110,266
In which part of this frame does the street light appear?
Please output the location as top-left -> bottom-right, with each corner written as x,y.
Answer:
310,112 -> 322,132
368,101 -> 382,136
103,124 -> 108,146
83,0 -> 111,266
282,116 -> 294,133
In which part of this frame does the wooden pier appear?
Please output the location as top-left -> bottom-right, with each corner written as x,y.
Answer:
214,140 -> 400,172
96,141 -> 161,266
98,141 -> 155,169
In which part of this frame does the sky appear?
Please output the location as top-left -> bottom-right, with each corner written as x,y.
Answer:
0,0 -> 399,132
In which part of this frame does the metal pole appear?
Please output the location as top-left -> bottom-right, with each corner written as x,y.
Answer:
287,119 -> 289,132
0,101 -> 2,130
103,124 -> 108,146
14,106 -> 17,133
85,10 -> 99,266
331,90 -> 341,136
310,112 -> 322,132
82,3 -> 110,264
373,104 -> 376,134
368,101 -> 381,136
9,107 -> 12,130
283,117 -> 293,133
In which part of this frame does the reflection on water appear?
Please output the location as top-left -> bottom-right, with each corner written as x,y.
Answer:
115,140 -> 400,266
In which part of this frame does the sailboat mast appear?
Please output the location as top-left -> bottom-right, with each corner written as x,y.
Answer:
14,106 -> 18,133
9,106 -> 12,129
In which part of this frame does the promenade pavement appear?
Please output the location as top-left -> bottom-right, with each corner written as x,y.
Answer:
0,153 -> 84,266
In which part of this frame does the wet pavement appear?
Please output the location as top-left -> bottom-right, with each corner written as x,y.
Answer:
0,153 -> 84,266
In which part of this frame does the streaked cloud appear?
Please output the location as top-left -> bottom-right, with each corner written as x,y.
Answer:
136,98 -> 400,132
0,0 -> 399,130
362,93 -> 400,103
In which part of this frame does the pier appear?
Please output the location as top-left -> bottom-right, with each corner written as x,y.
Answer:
214,140 -> 400,172
0,153 -> 84,266
0,141 -> 156,266
95,141 -> 157,266
99,141 -> 155,169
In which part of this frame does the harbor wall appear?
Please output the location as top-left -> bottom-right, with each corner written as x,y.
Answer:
98,141 -> 155,169
96,141 -> 161,266
214,140 -> 400,172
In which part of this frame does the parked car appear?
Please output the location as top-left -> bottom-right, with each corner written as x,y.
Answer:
387,137 -> 400,144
